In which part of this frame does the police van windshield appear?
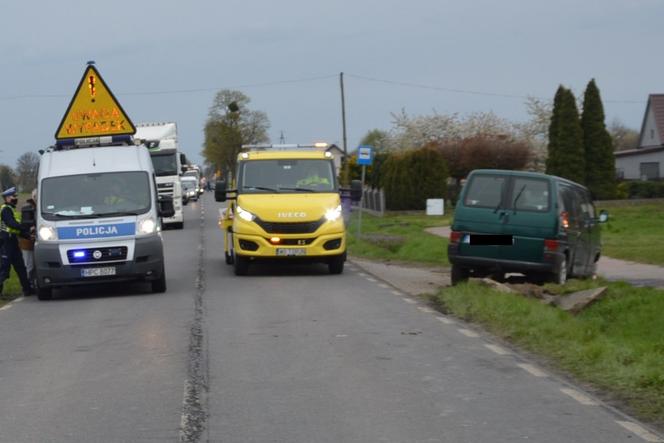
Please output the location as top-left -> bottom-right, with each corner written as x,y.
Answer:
150,152 -> 178,177
41,171 -> 151,220
239,159 -> 336,193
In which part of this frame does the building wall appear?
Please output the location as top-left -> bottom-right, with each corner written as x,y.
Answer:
616,150 -> 664,180
639,107 -> 662,147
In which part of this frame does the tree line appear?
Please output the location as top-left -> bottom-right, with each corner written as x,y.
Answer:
0,152 -> 40,193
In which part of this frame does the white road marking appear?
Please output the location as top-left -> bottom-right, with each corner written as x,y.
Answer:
0,304 -> 12,311
378,283 -> 390,289
417,306 -> 436,314
484,344 -> 510,355
517,363 -> 548,377
366,277 -> 377,283
616,421 -> 663,442
358,272 -> 368,277
402,298 -> 417,304
391,290 -> 403,296
436,316 -> 454,325
560,388 -> 597,406
13,297 -> 24,303
458,328 -> 480,338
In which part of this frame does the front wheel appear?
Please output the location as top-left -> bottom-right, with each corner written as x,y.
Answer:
451,264 -> 469,286
234,254 -> 249,276
37,286 -> 53,301
328,254 -> 345,274
151,266 -> 167,293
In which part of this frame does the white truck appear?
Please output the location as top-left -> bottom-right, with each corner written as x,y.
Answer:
135,122 -> 185,229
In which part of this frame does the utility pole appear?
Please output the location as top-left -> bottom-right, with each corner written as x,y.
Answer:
340,72 -> 349,185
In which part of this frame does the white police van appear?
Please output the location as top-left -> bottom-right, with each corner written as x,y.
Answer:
34,139 -> 174,300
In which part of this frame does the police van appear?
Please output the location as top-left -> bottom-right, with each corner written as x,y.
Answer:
34,139 -> 175,300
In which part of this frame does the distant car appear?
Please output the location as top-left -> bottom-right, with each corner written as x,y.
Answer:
448,169 -> 608,285
181,177 -> 198,203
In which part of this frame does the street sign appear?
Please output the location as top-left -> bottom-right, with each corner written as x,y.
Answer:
357,145 -> 373,166
55,65 -> 136,140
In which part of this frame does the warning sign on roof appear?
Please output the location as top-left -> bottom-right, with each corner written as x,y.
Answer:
55,65 -> 136,140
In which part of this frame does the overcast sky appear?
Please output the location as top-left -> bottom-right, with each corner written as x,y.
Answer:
1,0 -> 662,167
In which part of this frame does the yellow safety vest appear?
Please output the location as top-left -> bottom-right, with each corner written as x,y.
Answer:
0,204 -> 21,235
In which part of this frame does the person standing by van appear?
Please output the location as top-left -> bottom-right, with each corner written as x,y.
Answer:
0,187 -> 31,296
18,190 -> 37,288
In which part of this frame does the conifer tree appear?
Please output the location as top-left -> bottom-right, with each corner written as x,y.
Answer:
582,79 -> 616,199
546,86 -> 585,184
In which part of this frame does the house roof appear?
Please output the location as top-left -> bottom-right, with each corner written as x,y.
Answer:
639,94 -> 664,147
326,144 -> 345,154
614,145 -> 664,157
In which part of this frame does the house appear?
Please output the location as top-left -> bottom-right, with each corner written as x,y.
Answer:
325,144 -> 345,174
615,94 -> 664,180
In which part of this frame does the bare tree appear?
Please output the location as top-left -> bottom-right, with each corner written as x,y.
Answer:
608,118 -> 639,151
202,90 -> 270,175
0,164 -> 16,191
15,152 -> 40,191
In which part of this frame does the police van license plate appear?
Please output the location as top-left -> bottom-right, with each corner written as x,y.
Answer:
81,267 -> 116,278
276,248 -> 306,256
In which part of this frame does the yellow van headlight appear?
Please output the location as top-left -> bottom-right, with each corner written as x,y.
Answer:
236,206 -> 255,222
325,205 -> 342,222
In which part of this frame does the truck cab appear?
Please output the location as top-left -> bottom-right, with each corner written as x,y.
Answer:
34,144 -> 174,300
216,147 -> 361,275
136,122 -> 185,229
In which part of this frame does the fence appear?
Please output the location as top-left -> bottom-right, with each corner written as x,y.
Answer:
351,186 -> 385,217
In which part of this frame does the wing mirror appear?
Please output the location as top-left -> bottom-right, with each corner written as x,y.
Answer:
350,180 -> 363,202
215,179 -> 228,202
598,210 -> 609,223
158,195 -> 175,218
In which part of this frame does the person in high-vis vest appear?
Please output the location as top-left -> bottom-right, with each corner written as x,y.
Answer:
0,187 -> 31,296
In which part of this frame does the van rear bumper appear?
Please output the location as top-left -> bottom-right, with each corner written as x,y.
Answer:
34,236 -> 164,288
448,248 -> 565,274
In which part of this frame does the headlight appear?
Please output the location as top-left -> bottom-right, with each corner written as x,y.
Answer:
38,226 -> 57,241
137,219 -> 156,235
236,206 -> 255,222
325,205 -> 342,222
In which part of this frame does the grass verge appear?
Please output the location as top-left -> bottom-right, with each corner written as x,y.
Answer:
1,270 -> 22,307
600,204 -> 664,266
430,279 -> 664,426
347,211 -> 451,265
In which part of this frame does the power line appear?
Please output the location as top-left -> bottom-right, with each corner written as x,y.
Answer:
345,73 -> 645,104
0,74 -> 338,102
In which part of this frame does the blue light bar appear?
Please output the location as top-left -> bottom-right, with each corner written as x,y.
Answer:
73,251 -> 86,258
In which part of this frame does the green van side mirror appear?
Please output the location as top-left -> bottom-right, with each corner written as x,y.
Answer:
598,210 -> 609,223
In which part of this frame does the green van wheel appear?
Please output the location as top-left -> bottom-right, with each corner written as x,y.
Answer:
451,265 -> 469,286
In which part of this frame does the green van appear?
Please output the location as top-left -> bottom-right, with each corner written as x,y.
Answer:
448,170 -> 608,285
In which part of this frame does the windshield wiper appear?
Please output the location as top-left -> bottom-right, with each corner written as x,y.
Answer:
244,186 -> 280,193
512,184 -> 527,214
94,211 -> 142,217
43,212 -> 102,219
279,187 -> 316,193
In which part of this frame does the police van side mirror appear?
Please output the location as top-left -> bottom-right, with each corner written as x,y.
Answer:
350,180 -> 363,202
215,180 -> 228,202
598,210 -> 609,223
158,195 -> 175,218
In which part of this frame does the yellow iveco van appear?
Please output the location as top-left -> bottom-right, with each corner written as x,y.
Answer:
215,146 -> 361,275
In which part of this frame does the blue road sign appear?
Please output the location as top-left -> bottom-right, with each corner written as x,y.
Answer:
357,145 -> 373,166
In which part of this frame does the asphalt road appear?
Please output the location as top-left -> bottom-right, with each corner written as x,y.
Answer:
0,194 -> 659,442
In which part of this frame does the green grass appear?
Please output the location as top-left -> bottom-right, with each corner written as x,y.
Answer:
347,211 -> 451,264
431,279 -> 664,425
1,270 -> 23,307
600,204 -> 664,266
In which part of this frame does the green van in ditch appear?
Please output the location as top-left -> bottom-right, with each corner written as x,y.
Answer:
448,170 -> 608,285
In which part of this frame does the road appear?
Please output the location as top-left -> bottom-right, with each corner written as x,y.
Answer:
0,194 -> 659,442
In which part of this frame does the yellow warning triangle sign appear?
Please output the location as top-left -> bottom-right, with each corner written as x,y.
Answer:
55,65 -> 136,140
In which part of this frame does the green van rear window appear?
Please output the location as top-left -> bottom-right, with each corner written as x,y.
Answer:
464,175 -> 507,208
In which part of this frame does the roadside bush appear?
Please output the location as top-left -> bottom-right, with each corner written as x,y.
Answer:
381,146 -> 448,210
348,151 -> 388,188
617,181 -> 664,199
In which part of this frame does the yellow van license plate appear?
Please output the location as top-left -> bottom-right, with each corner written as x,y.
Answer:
81,267 -> 116,277
276,248 -> 306,256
